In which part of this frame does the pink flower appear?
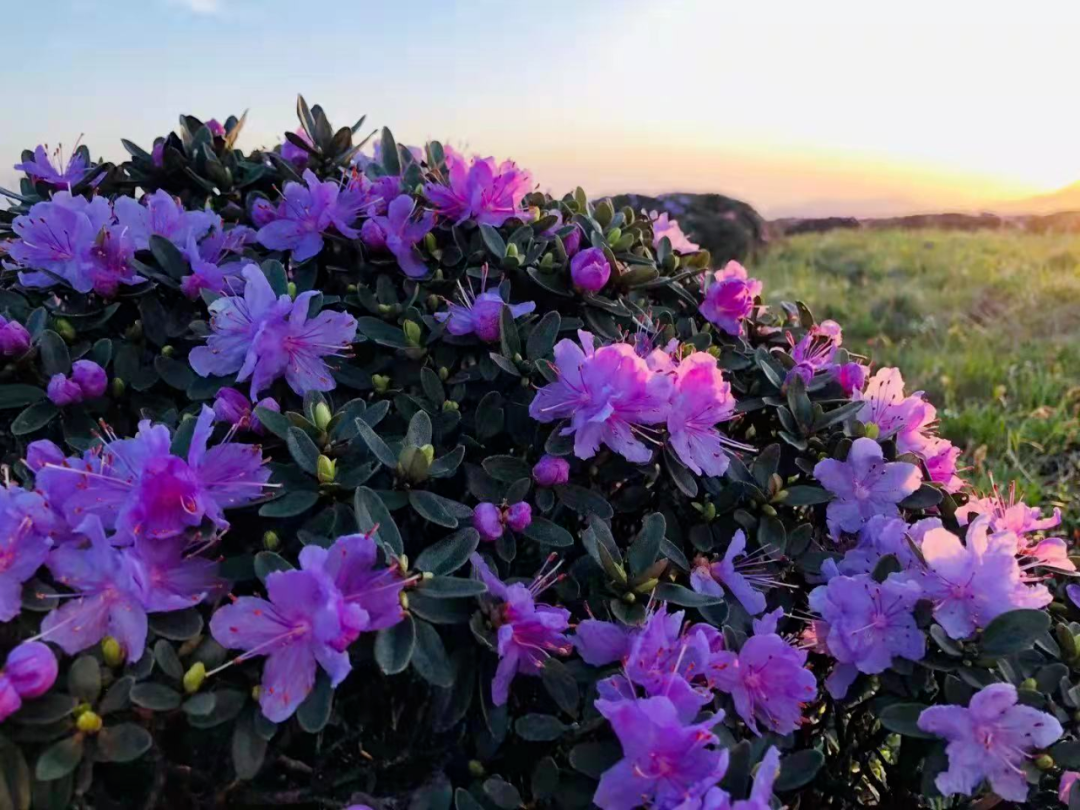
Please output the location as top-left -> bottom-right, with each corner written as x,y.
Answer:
1060,771 -> 1080,804
921,437 -> 964,493
666,351 -> 738,477
570,248 -> 611,292
700,262 -> 762,337
0,316 -> 31,356
651,211 -> 699,253
424,150 -> 533,226
786,320 -> 843,386
837,362 -> 867,396
853,368 -> 934,452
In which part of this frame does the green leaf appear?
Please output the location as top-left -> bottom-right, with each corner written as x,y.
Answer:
555,484 -> 613,519
420,576 -> 487,599
411,621 -> 454,688
10,694 -> 77,725
482,455 -> 532,482
415,528 -> 480,575
878,703 -> 934,738
34,737 -> 84,781
541,658 -> 579,716
253,551 -> 294,583
569,742 -> 621,780
11,401 -> 59,436
900,485 -> 944,510
375,614 -> 416,675
354,486 -> 403,556
406,410 -> 433,447
0,735 -> 31,810
259,490 -> 319,518
354,418 -> 398,467
526,311 -> 561,360
420,366 -> 446,404
515,713 -> 567,741
67,656 -> 102,703
479,224 -> 507,258
775,748 -> 825,791
783,486 -> 833,506
522,516 -> 574,547
499,305 -> 520,359
149,234 -> 189,280
253,406 -> 292,439
37,330 -> 70,376
130,683 -> 181,711
148,608 -> 204,641
981,609 -> 1051,657
652,582 -> 724,607
482,778 -> 521,810
98,676 -> 134,716
0,385 -> 46,410
297,672 -> 333,733
154,355 -> 195,390
286,427 -> 320,475
356,316 -> 410,348
410,491 -> 470,529
380,127 -> 401,175
232,709 -> 267,780
628,513 -> 665,576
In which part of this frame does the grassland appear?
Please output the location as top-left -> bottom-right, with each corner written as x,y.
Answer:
752,229 -> 1080,533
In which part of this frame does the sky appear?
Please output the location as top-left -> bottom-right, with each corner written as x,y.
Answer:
8,0 -> 1080,218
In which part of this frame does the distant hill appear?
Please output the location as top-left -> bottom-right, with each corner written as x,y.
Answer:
991,181 -> 1080,215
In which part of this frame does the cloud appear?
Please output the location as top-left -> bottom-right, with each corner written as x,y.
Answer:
166,0 -> 222,15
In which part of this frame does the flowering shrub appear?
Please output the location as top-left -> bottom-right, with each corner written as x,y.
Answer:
0,97 -> 1077,809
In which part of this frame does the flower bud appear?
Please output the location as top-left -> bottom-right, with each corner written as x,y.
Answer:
864,422 -> 881,440
317,455 -> 337,484
4,642 -> 58,699
505,243 -> 520,259
71,360 -> 107,398
438,366 -> 449,381
110,378 -> 126,398
532,455 -> 570,487
420,444 -> 435,465
606,227 -> 622,245
377,303 -> 394,315
313,402 -> 333,431
76,710 -> 103,734
403,320 -> 422,347
504,502 -> 532,533
442,400 -> 459,412
0,316 -> 31,357
540,252 -> 555,269
346,284 -> 358,294
473,502 -> 504,542
101,636 -> 125,669
263,531 -> 280,551
570,248 -> 611,293
423,232 -> 437,253
47,374 -> 83,407
398,445 -> 432,483
1035,754 -> 1054,771
287,281 -> 297,299
53,318 -> 76,343
0,677 -> 21,723
427,295 -> 440,312
372,374 -> 391,394
183,662 -> 207,695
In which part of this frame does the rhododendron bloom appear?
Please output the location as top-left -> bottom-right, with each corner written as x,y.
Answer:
836,515 -> 938,576
691,530 -> 771,615
32,405 -> 270,539
256,170 -> 366,262
651,211 -> 699,253
504,502 -> 532,532
837,361 -> 867,396
1061,771 -> 1080,805
700,261 -> 762,337
365,194 -> 435,278
0,316 -> 31,356
918,683 -> 1062,802
113,190 -> 215,251
471,553 -> 571,705
814,437 -> 923,537
529,331 -> 673,463
786,320 -> 843,386
532,455 -> 569,487
570,247 -> 610,292
0,642 -> 58,723
853,368 -> 936,453
47,374 -> 83,406
316,531 -> 408,633
955,482 -> 1062,536
14,145 -> 96,188
921,437 -> 964,493
472,502 -> 504,542
190,265 -> 357,399
0,486 -> 56,621
434,284 -> 535,342
666,351 -> 738,477
179,222 -> 255,298
424,151 -> 533,226
593,696 -> 728,810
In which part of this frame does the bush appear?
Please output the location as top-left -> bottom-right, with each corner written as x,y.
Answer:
0,97 -> 1076,809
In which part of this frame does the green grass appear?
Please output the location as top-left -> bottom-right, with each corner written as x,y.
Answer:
752,229 -> 1080,531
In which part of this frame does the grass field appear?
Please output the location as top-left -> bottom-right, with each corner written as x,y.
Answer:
752,229 -> 1080,533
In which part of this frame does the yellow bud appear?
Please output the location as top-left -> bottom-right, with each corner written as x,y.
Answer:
183,662 -> 207,695
864,422 -> 881,440
287,281 -> 297,299
346,284 -> 358,294
442,400 -> 459,412
317,455 -> 337,484
251,685 -> 261,701
161,345 -> 175,358
438,366 -> 449,381
403,320 -> 422,347
313,402 -> 332,431
423,232 -> 437,252
54,318 -> 76,343
1035,754 -> 1054,771
606,227 -> 622,245
372,374 -> 391,394
468,760 -> 486,778
74,702 -> 92,718
377,303 -> 394,315
1020,678 -> 1038,691
110,378 -> 126,398
505,243 -> 520,259
76,711 -> 103,734
262,530 -> 280,551
540,252 -> 555,269
420,444 -> 435,464
101,636 -> 124,668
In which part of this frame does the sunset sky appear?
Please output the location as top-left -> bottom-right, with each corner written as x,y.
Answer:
7,0 -> 1080,217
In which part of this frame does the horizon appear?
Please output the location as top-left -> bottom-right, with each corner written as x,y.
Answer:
7,0 -> 1080,219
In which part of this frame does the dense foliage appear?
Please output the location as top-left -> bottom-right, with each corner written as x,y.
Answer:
0,98 -> 1077,810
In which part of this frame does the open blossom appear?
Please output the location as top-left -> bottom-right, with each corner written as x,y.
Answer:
651,210 -> 699,253
853,368 -> 936,453
179,222 -> 255,298
189,265 -> 356,399
920,437 -> 963,493
113,190 -> 215,251
529,331 -> 672,463
918,683 -> 1062,802
532,455 -> 569,487
912,519 -> 1051,640
837,362 -> 867,397
256,170 -> 366,262
434,281 -> 535,342
814,437 -> 923,538
32,405 -> 270,540
700,262 -> 762,337
471,553 -> 571,705
1061,772 -> 1080,805
0,316 -> 31,356
0,642 -> 59,723
809,573 -> 925,699
836,515 -> 939,576
316,531 -> 408,632
593,696 -> 728,810
666,351 -> 738,477
955,482 -> 1062,536
570,247 -> 611,292
364,194 -> 435,278
786,320 -> 843,387
701,747 -> 781,810
424,150 -> 533,226
0,485 -> 57,621
14,145 -> 96,188
707,608 -> 817,735
691,530 -> 771,615
212,387 -> 279,434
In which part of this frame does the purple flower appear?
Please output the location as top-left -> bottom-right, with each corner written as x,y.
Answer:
47,374 -> 83,406
912,519 -> 1051,640
700,747 -> 781,810
256,170 -> 365,262
0,642 -> 58,722
666,351 -> 738,477
0,680 -> 18,723
129,532 -> 221,613
574,619 -> 633,665
529,332 -> 673,463
593,696 -> 727,810
281,129 -> 313,168
71,360 -> 107,398
113,190 -> 215,251
14,145 -> 95,189
0,316 -> 31,356
205,119 -> 226,138
853,368 -> 935,452
955,483 -> 1062,537
837,362 -> 867,397
1060,771 -> 1080,804
0,485 -> 56,622
700,262 -> 762,337
532,455 -> 569,487
473,502 -> 504,543
213,387 -> 252,426
210,565 -> 357,722
434,283 -> 535,342
359,219 -> 387,251
814,437 -> 923,538
651,211 -> 699,253
505,502 -> 532,532
809,573 -> 925,698
32,405 -> 270,540
918,683 -> 1062,802
785,320 -> 843,386
707,609 -> 817,735
921,437 -> 963,493
151,141 -> 165,168
189,265 -> 357,399
315,531 -> 408,633
424,151 -> 533,226
691,530 -> 771,616
366,194 -> 435,278
837,515 -> 937,576
471,553 -> 571,705
570,248 -> 611,292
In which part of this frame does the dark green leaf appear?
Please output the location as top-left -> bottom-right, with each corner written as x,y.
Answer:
479,224 -> 507,258
775,748 -> 825,791
415,528 -> 480,575
653,582 -> 723,607
981,609 -> 1051,657
67,656 -> 101,703
628,513 -> 665,576
878,703 -> 934,738
526,311 -> 561,360
515,714 -> 567,741
11,401 -> 59,436
259,490 -> 319,518
410,491 -> 469,529
0,385 -> 46,410
412,621 -> 454,688
783,486 -> 833,506
355,486 -> 404,556
148,608 -> 204,641
482,777 -> 521,810
375,614 -> 416,675
34,737 -> 83,781
541,658 -> 579,716
232,710 -> 267,780
900,485 -> 944,510
297,672 -> 333,733
37,330 -> 70,376
130,683 -> 181,711
253,551 -> 294,583
286,427 -> 320,475
354,418 -> 398,467
482,455 -> 532,482
522,516 -> 574,547
555,484 -> 613,519
420,576 -> 487,599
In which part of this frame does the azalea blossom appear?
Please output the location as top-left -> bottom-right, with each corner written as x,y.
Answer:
666,351 -> 739,477
0,316 -> 31,356
651,210 -> 699,253
814,437 -> 923,538
113,189 -> 216,251
179,222 -> 256,299
424,150 -> 533,226
471,553 -> 571,705
532,455 -> 569,487
918,683 -> 1062,802
14,145 -> 97,189
853,368 -> 936,453
700,261 -> 762,337
529,331 -> 672,463
256,169 -> 367,262
364,194 -> 436,278
0,642 -> 58,723
570,247 -> 611,292
700,747 -> 782,810
280,129 -> 313,168
691,530 -> 773,615
0,485 -> 57,621
836,515 -> 939,576
786,320 -> 843,387
434,281 -> 535,342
